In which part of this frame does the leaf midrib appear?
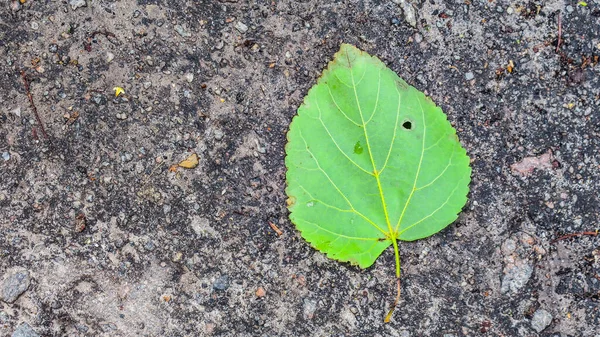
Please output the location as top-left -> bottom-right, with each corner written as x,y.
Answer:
349,59 -> 403,278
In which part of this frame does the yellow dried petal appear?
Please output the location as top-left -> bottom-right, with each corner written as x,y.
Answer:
113,86 -> 125,97
178,153 -> 199,169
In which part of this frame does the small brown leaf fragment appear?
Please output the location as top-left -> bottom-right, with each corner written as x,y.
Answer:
64,111 -> 80,125
168,164 -> 179,172
75,213 -> 86,233
507,60 -> 515,73
255,287 -> 266,297
178,153 -> 199,169
511,151 -> 554,176
269,221 -> 283,236
162,295 -> 171,302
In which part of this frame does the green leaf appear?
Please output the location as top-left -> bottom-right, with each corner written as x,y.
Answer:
285,44 -> 471,277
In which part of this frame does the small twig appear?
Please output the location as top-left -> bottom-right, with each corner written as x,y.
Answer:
268,221 -> 283,236
90,30 -> 117,40
556,12 -> 562,53
84,30 -> 118,52
20,70 -> 48,139
551,230 -> 598,244
384,278 -> 401,323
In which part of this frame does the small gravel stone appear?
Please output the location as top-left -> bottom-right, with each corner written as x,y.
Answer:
399,330 -> 410,337
10,1 -> 22,11
393,0 -> 417,28
2,152 -> 10,161
92,94 -> 107,106
340,308 -> 357,329
11,323 -> 39,337
235,21 -> 248,33
116,113 -> 127,120
144,241 -> 155,251
185,73 -> 194,83
531,309 -> 552,332
414,33 -> 423,43
213,275 -> 229,290
566,5 -> 574,13
506,6 -> 514,14
303,298 -> 317,319
1,270 -> 31,303
174,25 -> 191,38
69,0 -> 87,10
465,72 -> 475,80
501,263 -> 533,294
214,129 -> 224,141
172,252 -> 183,262
106,52 -> 115,63
31,22 -> 39,30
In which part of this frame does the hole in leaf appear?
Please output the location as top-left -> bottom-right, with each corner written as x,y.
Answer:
402,121 -> 412,130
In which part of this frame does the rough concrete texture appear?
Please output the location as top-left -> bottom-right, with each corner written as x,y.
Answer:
1,0 -> 600,336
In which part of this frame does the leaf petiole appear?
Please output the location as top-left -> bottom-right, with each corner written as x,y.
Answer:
384,278 -> 401,323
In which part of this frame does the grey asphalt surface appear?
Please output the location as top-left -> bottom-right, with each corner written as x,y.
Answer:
1,0 -> 600,336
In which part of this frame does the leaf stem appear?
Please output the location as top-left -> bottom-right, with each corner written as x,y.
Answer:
392,237 -> 400,278
384,278 -> 401,323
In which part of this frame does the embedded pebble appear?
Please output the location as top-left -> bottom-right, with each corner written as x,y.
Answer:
235,21 -> 248,33
393,0 -> 417,28
11,1 -> 22,11
1,270 -> 31,303
213,275 -> 229,290
69,0 -> 87,10
2,152 -> 10,161
11,323 -> 39,337
414,33 -> 423,43
214,129 -> 224,141
340,308 -> 357,329
106,52 -> 115,63
531,309 -> 552,332
303,298 -> 317,319
174,25 -> 191,38
185,73 -> 194,83
501,263 -> 533,294
465,72 -> 475,80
